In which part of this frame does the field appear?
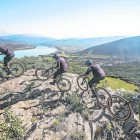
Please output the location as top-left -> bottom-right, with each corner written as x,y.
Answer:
98,77 -> 138,91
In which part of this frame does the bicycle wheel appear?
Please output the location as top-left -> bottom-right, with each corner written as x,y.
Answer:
9,62 -> 24,77
57,78 -> 71,92
83,90 -> 101,109
77,76 -> 88,92
35,68 -> 49,81
95,87 -> 112,108
107,95 -> 131,120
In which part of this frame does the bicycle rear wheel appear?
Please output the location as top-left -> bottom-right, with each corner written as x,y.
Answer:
9,62 -> 24,77
35,68 -> 49,81
57,78 -> 71,92
77,76 -> 88,92
95,87 -> 112,108
107,95 -> 131,120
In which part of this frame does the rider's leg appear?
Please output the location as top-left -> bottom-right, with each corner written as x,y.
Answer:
4,54 -> 14,74
4,54 -> 14,67
50,69 -> 64,85
88,76 -> 105,97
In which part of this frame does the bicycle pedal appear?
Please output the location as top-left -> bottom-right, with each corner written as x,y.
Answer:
92,94 -> 97,98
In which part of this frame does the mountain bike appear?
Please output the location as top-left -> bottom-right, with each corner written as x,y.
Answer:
0,61 -> 25,78
35,65 -> 71,92
77,75 -> 112,108
107,95 -> 139,121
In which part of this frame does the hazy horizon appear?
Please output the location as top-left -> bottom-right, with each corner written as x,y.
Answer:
0,0 -> 140,39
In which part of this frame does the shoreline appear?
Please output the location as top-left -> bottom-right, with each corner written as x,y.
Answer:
0,46 -> 57,60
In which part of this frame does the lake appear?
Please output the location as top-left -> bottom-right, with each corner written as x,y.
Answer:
0,46 -> 57,60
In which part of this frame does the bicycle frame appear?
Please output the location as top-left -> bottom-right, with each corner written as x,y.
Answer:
47,63 -> 63,82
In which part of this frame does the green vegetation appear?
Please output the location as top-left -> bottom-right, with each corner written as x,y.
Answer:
71,131 -> 86,140
83,54 -> 110,59
67,92 -> 82,112
3,54 -> 138,91
94,122 -> 112,140
46,57 -> 53,60
103,61 -> 140,87
98,77 -> 138,91
52,116 -> 65,132
31,117 -> 37,122
52,119 -> 59,131
82,110 -> 91,120
0,108 -> 25,140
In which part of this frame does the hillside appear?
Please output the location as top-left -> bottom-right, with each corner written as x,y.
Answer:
0,35 -> 57,46
0,34 -> 126,48
78,36 -> 140,61
0,38 -> 35,50
0,69 -> 139,140
41,36 -> 126,48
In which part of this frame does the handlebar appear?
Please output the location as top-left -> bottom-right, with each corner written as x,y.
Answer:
130,97 -> 140,102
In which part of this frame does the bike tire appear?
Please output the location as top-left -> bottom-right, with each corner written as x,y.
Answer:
77,76 -> 88,92
83,90 -> 101,109
35,68 -> 49,81
9,62 -> 24,77
95,87 -> 112,108
107,95 -> 131,121
57,78 -> 71,92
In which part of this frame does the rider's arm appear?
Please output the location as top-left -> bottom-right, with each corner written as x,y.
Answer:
53,59 -> 60,69
81,67 -> 91,76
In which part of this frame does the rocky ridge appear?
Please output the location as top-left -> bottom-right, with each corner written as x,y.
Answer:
0,69 -> 139,140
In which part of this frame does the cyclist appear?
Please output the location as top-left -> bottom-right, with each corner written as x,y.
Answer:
0,46 -> 15,74
50,54 -> 68,85
80,60 -> 105,97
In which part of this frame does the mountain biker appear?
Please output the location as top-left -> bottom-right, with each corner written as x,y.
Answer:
80,60 -> 105,97
0,46 -> 15,74
50,54 -> 68,85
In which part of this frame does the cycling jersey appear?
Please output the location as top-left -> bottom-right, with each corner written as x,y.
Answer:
56,57 -> 68,71
85,64 -> 105,77
0,46 -> 14,55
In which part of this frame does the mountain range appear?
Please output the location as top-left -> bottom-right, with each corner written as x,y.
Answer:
78,35 -> 140,61
1,32 -> 140,61
0,33 -> 126,48
0,38 -> 35,51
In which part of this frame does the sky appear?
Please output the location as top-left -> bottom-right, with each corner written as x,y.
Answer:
0,0 -> 140,39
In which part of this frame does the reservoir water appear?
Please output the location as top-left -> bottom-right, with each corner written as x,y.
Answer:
0,46 -> 57,60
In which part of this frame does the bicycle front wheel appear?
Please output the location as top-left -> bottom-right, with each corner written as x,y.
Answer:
107,95 -> 131,121
77,76 -> 88,92
35,68 -> 49,81
9,62 -> 24,77
57,78 -> 71,92
95,87 -> 112,108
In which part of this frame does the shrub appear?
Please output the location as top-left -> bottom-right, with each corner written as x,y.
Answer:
52,119 -> 59,131
67,92 -> 82,112
31,117 -> 37,122
0,108 -> 25,140
82,110 -> 91,120
71,131 -> 86,140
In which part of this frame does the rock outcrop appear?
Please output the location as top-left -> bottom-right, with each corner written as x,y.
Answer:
0,70 -> 139,140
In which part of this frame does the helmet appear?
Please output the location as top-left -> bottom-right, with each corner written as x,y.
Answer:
53,54 -> 58,58
85,60 -> 92,65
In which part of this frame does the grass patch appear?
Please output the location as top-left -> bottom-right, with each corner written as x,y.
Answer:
83,54 -> 110,59
31,117 -> 37,122
98,77 -> 138,91
46,57 -> 53,60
